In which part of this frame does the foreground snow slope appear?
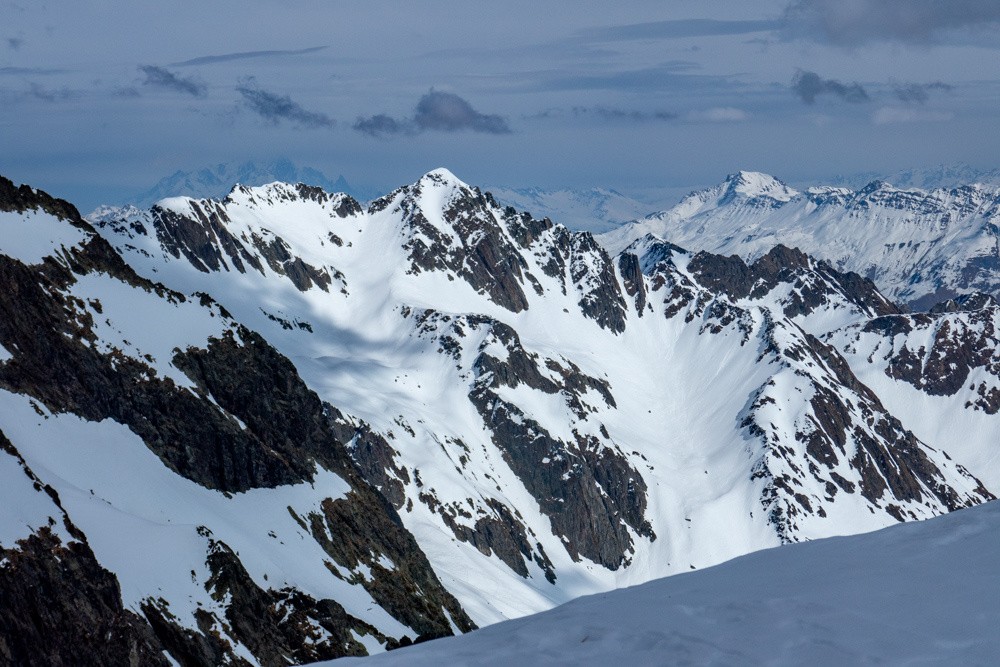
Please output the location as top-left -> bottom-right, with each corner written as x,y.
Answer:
335,501 -> 1000,666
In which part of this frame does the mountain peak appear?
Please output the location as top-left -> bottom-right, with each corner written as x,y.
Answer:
420,167 -> 468,189
722,171 -> 798,202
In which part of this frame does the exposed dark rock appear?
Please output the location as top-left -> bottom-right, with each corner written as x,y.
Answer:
301,491 -> 475,638
140,601 -> 246,667
172,335 -> 476,637
570,234 -> 628,333
0,433 -> 172,667
929,292 -> 999,314
342,419 -> 410,510
618,252 -> 647,316
399,178 -> 532,313
855,308 -> 1000,413
689,245 -> 899,319
436,498 -> 556,584
746,318 -> 993,540
0,174 -> 82,224
466,321 -> 650,569
203,538 -> 376,664
151,202 -> 259,274
248,232 -> 333,292
0,526 -> 173,667
148,201 -> 335,292
496,203 -> 554,249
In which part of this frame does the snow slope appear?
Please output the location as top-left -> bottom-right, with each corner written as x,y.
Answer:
333,501 -> 1000,667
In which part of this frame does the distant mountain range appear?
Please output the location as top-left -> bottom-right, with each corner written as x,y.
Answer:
603,170 -> 1000,309
829,163 -> 1000,191
123,160 -> 382,209
121,161 -> 685,234
483,185 -> 686,234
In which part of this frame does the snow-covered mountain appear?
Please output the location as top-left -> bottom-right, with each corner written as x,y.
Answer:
4,168 -> 1000,665
121,160 -> 378,211
602,171 -> 1000,309
90,171 -> 994,607
834,163 -> 1000,191
484,185 -> 677,234
332,496 -> 1000,666
0,176 -> 472,665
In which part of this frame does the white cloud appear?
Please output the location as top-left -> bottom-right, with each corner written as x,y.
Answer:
687,107 -> 749,123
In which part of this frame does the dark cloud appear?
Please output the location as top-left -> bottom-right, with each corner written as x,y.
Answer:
353,114 -> 411,137
7,36 -> 23,50
791,70 -> 869,104
414,91 -> 510,134
354,90 -> 510,137
111,86 -> 140,99
578,18 -> 783,42
522,106 -> 678,123
893,82 -> 954,104
139,65 -> 206,98
783,0 -> 1000,45
171,46 -> 327,67
235,80 -> 334,129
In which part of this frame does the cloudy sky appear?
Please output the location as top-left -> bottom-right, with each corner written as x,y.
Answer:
3,0 -> 1000,209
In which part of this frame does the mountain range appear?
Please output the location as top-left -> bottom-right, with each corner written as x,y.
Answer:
605,170 -> 1000,310
1,167 -> 999,665
120,160 -> 380,211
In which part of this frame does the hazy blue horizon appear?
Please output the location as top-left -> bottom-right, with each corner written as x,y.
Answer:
5,1 -> 1000,210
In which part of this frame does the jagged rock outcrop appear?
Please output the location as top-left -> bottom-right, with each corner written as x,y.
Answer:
688,244 -> 898,320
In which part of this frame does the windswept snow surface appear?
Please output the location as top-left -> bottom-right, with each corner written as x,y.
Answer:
334,502 -> 1000,666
